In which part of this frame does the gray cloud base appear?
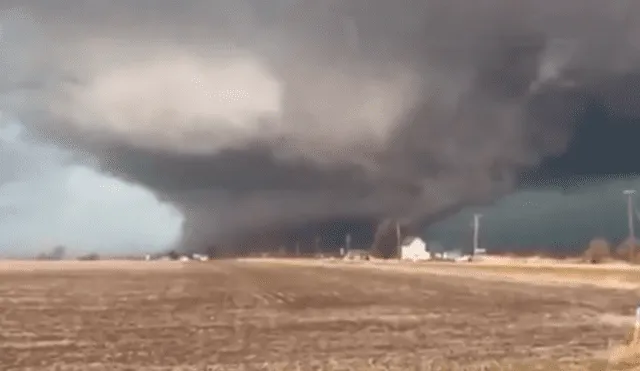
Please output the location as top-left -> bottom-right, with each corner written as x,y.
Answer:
2,1 -> 640,251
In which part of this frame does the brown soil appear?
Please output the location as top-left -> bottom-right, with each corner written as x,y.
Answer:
0,259 -> 638,370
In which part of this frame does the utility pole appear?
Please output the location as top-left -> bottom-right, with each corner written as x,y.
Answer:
624,190 -> 636,261
395,220 -> 402,259
472,213 -> 483,256
295,241 -> 300,257
345,233 -> 351,253
314,236 -> 321,257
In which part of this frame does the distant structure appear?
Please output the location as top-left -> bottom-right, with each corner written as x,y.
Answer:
343,249 -> 370,261
442,249 -> 468,261
77,253 -> 100,261
400,236 -> 430,261
192,253 -> 209,262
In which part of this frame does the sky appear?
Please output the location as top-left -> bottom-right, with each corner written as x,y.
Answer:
0,118 -> 183,258
427,178 -> 640,254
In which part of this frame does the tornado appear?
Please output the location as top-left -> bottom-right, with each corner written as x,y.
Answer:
3,1 -> 640,255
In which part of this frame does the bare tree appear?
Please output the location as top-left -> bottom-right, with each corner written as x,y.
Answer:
78,253 -> 100,261
50,245 -> 66,260
615,238 -> 640,262
584,238 -> 611,264
370,219 -> 409,259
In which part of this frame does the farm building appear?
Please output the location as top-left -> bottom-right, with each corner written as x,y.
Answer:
343,249 -> 370,261
432,249 -> 473,262
400,236 -> 431,261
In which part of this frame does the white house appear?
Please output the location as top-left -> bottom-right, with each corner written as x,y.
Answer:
192,253 -> 209,262
400,236 -> 431,261
474,248 -> 487,256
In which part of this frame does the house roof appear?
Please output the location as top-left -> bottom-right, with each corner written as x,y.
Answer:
401,236 -> 423,246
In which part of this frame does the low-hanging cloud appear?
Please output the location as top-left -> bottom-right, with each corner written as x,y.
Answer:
3,1 -> 640,253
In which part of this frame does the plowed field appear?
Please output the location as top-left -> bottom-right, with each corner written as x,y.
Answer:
1,259 -> 639,370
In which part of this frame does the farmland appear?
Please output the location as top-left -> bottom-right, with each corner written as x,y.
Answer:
1,259 -> 640,370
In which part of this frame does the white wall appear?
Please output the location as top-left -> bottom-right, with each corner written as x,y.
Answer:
401,238 -> 430,261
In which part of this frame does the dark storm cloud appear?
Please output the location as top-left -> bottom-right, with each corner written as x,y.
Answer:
3,1 -> 640,252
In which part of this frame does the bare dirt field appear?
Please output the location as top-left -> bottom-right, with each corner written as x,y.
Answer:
1,259 -> 640,370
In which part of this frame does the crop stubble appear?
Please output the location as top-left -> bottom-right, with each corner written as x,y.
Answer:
0,260 -> 638,370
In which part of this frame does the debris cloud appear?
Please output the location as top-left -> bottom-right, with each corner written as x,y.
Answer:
3,1 -> 640,253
